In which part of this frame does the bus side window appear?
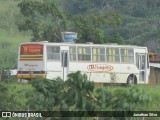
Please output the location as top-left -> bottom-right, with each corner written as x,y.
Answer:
128,49 -> 134,63
106,48 -> 113,62
100,48 -> 105,62
78,47 -> 91,61
121,49 -> 134,63
136,53 -> 139,69
92,48 -> 97,62
47,46 -> 60,61
106,48 -> 120,63
121,49 -> 127,63
69,47 -> 76,61
147,55 -> 149,68
85,47 -> 91,61
115,48 -> 120,62
109,48 -> 113,62
47,46 -> 53,60
64,52 -> 68,67
142,55 -> 145,69
92,47 -> 105,62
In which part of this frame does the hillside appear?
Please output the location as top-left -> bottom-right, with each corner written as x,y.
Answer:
0,0 -> 31,69
0,0 -> 160,69
61,0 -> 160,52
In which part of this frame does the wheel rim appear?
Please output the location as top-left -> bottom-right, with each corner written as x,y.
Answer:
128,77 -> 134,86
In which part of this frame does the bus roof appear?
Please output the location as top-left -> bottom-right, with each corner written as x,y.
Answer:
20,42 -> 147,49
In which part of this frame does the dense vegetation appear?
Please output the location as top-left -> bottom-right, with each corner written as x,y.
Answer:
1,72 -> 160,119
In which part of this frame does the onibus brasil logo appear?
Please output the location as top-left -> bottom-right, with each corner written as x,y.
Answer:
1,112 -> 42,118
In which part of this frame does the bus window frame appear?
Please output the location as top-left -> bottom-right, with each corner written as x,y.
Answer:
92,47 -> 105,62
106,47 -> 120,63
47,45 -> 60,61
69,46 -> 77,62
77,46 -> 91,62
120,48 -> 134,63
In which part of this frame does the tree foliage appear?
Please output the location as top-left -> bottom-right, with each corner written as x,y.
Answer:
63,0 -> 95,15
27,72 -> 96,112
26,77 -> 66,111
18,0 -> 68,42
24,72 -> 153,119
64,71 -> 96,111
72,12 -> 123,44
18,0 -> 124,44
0,82 -> 26,111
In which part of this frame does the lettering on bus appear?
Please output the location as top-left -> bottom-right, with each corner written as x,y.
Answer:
24,64 -> 38,67
87,64 -> 113,72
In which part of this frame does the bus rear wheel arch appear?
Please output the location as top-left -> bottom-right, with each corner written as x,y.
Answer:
127,74 -> 137,86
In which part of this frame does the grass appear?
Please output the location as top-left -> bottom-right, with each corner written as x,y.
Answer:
140,84 -> 160,110
7,80 -> 34,110
0,28 -> 31,68
0,28 -> 31,46
0,0 -> 31,68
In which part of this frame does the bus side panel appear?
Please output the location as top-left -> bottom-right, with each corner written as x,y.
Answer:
46,62 -> 61,80
73,63 -> 139,84
87,73 -> 111,83
69,62 -> 78,73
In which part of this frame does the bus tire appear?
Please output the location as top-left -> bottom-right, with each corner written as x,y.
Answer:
127,75 -> 136,86
18,79 -> 22,83
18,79 -> 28,83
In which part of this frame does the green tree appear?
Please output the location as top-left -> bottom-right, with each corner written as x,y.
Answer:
18,0 -> 124,44
63,0 -> 94,14
26,78 -> 66,111
64,71 -> 96,111
73,12 -> 122,44
27,72 -> 96,112
107,33 -> 125,44
18,0 -> 68,42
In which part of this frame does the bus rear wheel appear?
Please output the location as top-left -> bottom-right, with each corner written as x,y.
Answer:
127,75 -> 136,86
18,79 -> 29,83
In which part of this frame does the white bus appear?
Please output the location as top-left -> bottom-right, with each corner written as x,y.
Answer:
17,42 -> 150,85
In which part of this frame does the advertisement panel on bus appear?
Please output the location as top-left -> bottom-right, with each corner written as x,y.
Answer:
20,44 -> 43,60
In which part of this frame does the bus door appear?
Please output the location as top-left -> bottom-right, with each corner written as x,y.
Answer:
61,46 -> 69,81
139,54 -> 146,82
